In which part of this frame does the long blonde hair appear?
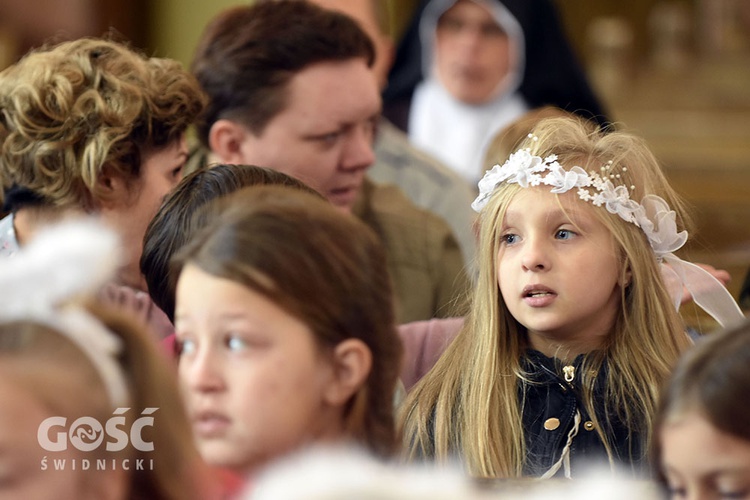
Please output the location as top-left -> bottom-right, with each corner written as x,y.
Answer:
400,116 -> 692,477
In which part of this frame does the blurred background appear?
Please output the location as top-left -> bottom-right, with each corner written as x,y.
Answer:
1,0 -> 748,327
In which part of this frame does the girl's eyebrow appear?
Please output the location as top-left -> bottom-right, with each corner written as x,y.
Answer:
505,207 -> 587,224
213,312 -> 252,320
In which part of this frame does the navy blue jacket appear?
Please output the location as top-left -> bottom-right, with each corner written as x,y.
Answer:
417,350 -> 647,478
521,350 -> 645,477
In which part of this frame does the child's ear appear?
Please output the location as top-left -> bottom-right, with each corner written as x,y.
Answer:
622,264 -> 633,288
208,119 -> 251,164
324,339 -> 372,407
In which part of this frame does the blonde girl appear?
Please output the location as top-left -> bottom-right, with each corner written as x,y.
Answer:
400,115 -> 743,478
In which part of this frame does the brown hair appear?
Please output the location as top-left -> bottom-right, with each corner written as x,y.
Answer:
173,185 -> 402,457
0,37 -> 207,211
191,0 -> 375,145
141,163 -> 321,321
657,319 -> 750,452
0,302 -> 211,499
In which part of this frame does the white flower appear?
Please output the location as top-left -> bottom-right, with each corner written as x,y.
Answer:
473,149 -> 546,211
503,149 -> 545,187
471,148 -> 689,261
545,165 -> 590,193
595,181 -> 640,222
636,195 -> 687,255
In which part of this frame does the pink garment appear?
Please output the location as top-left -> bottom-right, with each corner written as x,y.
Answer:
163,333 -> 177,358
398,317 -> 464,391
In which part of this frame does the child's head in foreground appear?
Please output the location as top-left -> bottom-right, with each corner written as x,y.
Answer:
172,185 -> 403,476
657,319 -> 750,499
0,222 -> 208,500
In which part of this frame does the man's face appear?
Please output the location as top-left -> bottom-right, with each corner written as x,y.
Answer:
234,59 -> 381,212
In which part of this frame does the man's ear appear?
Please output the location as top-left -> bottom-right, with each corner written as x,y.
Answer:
323,338 -> 372,407
208,119 -> 252,164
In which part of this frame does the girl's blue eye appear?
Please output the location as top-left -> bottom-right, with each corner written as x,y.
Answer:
555,229 -> 575,240
502,234 -> 519,245
226,335 -> 247,352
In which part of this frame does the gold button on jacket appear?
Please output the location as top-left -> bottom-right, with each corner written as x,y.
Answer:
544,417 -> 561,431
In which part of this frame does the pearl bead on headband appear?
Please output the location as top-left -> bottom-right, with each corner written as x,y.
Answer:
473,145 -> 745,328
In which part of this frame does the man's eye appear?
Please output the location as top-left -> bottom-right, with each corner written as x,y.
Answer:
317,132 -> 341,145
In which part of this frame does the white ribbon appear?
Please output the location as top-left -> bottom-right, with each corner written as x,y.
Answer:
661,255 -> 745,328
639,196 -> 744,328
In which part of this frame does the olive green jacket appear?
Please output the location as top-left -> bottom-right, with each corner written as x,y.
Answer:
186,144 -> 469,323
354,178 -> 469,323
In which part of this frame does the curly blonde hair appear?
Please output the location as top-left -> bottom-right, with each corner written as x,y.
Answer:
0,38 -> 207,210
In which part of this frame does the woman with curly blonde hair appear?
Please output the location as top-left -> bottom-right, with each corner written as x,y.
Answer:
0,37 -> 206,291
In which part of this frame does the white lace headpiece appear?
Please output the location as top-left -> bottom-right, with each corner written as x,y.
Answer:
472,146 -> 745,328
0,219 -> 129,406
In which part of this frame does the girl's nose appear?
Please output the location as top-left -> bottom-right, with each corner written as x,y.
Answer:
184,347 -> 226,393
521,237 -> 550,272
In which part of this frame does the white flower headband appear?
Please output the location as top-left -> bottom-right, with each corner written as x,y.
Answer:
473,146 -> 745,328
0,219 -> 129,406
